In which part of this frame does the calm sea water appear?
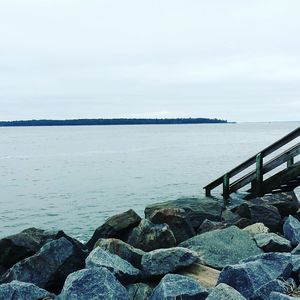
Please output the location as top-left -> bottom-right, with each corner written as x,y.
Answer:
0,122 -> 299,241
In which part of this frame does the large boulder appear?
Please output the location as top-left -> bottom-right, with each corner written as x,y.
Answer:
179,226 -> 262,269
0,280 -> 55,300
59,267 -> 130,300
235,203 -> 281,232
218,253 -> 292,299
0,228 -> 86,270
0,237 -> 86,294
197,219 -> 227,234
85,247 -> 140,283
145,197 -> 222,229
141,247 -> 198,276
243,223 -> 270,236
148,208 -> 195,243
95,238 -> 145,268
127,219 -> 176,252
250,192 -> 300,218
254,233 -> 292,252
206,283 -> 246,300
149,274 -> 208,300
0,228 -> 56,268
86,209 -> 141,250
254,279 -> 289,300
283,215 -> 300,246
127,283 -> 153,300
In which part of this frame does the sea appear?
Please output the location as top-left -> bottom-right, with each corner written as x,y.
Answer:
0,121 -> 299,241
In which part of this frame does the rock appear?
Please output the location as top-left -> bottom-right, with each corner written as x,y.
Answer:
254,232 -> 292,252
148,208 -> 195,243
283,215 -> 300,246
178,263 -> 220,288
222,210 -> 252,229
197,219 -> 227,234
218,253 -> 292,299
85,247 -> 140,283
141,247 -> 198,276
86,209 -> 141,250
179,226 -> 262,269
254,279 -> 288,300
145,197 -> 222,229
0,280 -> 55,300
250,192 -> 300,218
0,228 -> 56,268
0,237 -> 86,294
94,238 -> 145,268
59,267 -> 130,300
206,283 -> 246,300
149,274 -> 208,300
243,223 -> 270,236
270,292 -> 300,299
127,219 -> 176,252
127,283 -> 153,300
236,203 -> 281,232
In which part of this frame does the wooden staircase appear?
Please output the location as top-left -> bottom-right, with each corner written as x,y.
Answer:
204,127 -> 300,200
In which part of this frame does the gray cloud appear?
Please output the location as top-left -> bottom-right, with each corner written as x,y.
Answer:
0,0 -> 300,121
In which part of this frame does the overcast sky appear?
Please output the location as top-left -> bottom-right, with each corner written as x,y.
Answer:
0,1 -> 300,122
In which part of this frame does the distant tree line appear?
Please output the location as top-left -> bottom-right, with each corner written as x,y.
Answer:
0,118 -> 229,127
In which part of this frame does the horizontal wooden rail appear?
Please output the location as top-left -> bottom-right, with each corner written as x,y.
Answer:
204,126 -> 300,198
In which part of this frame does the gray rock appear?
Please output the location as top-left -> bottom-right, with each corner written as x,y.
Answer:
218,253 -> 292,299
145,197 -> 222,229
206,283 -> 246,300
86,247 -> 140,283
148,208 -> 195,243
0,280 -> 55,300
254,279 -> 288,300
236,203 -> 281,232
127,283 -> 153,300
141,247 -> 198,276
0,228 -> 56,268
86,209 -> 141,250
127,219 -> 176,252
59,267 -> 130,300
250,192 -> 300,218
254,233 -> 292,252
149,274 -> 208,300
0,237 -> 86,294
197,219 -> 227,234
179,226 -> 262,269
270,292 -> 300,299
222,209 -> 252,229
283,215 -> 300,246
243,223 -> 270,236
95,238 -> 145,268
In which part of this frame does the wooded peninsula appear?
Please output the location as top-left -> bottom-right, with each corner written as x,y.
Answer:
0,118 -> 229,127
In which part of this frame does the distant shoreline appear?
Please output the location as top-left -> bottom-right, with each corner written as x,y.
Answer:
0,118 -> 230,127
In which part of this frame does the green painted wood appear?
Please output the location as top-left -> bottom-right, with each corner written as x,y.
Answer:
256,153 -> 263,196
223,173 -> 230,200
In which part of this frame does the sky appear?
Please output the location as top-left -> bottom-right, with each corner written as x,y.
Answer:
0,1 -> 300,122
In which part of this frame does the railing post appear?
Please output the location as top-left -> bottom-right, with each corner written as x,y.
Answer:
256,153 -> 263,196
205,187 -> 211,197
287,157 -> 294,168
223,173 -> 230,201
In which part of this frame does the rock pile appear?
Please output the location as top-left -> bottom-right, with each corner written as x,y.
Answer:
0,191 -> 300,299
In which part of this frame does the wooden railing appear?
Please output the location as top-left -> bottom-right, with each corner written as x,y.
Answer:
204,127 -> 300,199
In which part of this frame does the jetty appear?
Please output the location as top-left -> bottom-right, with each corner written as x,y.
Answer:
204,127 -> 300,199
